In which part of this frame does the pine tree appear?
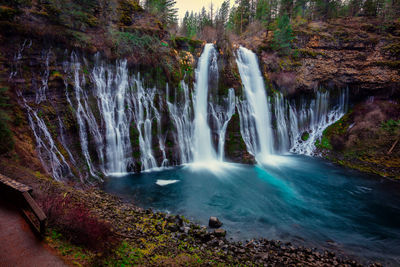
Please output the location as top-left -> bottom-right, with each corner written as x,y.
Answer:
216,0 -> 230,27
145,0 -> 178,27
256,0 -> 270,24
271,14 -> 294,55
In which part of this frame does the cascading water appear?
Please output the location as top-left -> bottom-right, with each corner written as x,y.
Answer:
290,89 -> 349,155
66,54 -> 105,178
92,58 -> 133,174
236,46 -> 274,162
19,94 -> 72,181
167,44 -> 235,166
16,42 -> 349,180
36,49 -> 50,104
274,93 -> 290,153
235,47 -> 349,159
130,76 -> 159,171
210,88 -> 236,161
9,39 -> 32,80
192,43 -> 219,163
156,94 -> 168,167
166,82 -> 193,164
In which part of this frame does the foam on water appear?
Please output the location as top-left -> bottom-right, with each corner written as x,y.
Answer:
156,179 -> 180,186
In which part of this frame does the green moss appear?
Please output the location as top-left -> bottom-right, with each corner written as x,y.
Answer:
46,229 -> 94,266
382,42 -> 400,57
375,60 -> 400,69
326,113 -> 351,137
297,48 -> 326,58
301,132 -> 310,141
50,70 -> 63,79
110,30 -> 160,56
118,0 -> 143,26
315,135 -> 332,150
104,241 -> 143,266
381,119 -> 400,133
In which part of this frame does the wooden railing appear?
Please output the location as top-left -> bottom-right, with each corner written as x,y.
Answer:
0,174 -> 47,236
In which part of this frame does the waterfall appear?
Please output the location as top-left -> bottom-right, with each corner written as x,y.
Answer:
67,54 -> 105,178
235,47 -> 349,159
167,44 -> 234,165
290,89 -> 349,155
19,94 -> 72,181
92,59 -> 133,174
166,82 -> 193,164
130,76 -> 159,171
192,43 -> 219,163
157,94 -> 168,167
35,49 -> 50,104
236,46 -> 274,162
16,43 -> 239,180
10,39 -> 32,80
210,88 -> 236,161
274,93 -> 290,153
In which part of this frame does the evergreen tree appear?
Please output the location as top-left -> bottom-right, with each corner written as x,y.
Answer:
145,0 -> 178,26
216,0 -> 230,27
280,0 -> 294,17
255,0 -> 270,24
236,0 -> 251,34
271,14 -> 293,55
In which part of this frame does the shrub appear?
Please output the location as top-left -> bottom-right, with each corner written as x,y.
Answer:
111,30 -> 160,56
38,193 -> 115,252
381,119 -> 400,133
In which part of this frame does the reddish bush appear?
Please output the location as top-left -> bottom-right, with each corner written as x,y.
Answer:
38,193 -> 115,251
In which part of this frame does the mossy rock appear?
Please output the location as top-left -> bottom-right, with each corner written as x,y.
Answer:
382,42 -> 400,58
173,36 -> 203,51
301,132 -> 310,141
375,60 -> 400,69
297,48 -> 326,59
118,0 -> 143,26
315,135 -> 332,150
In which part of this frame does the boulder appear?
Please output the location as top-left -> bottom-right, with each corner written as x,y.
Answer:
214,228 -> 226,237
209,216 -> 223,228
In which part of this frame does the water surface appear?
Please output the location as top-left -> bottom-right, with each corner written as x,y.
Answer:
103,155 -> 400,265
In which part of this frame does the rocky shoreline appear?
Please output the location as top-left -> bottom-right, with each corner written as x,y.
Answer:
96,196 -> 383,266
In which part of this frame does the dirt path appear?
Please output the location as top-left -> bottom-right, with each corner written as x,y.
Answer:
0,198 -> 67,267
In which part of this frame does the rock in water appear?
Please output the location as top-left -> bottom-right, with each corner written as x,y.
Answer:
209,216 -> 223,228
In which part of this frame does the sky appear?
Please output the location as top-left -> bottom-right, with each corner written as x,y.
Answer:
175,0 -> 234,21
